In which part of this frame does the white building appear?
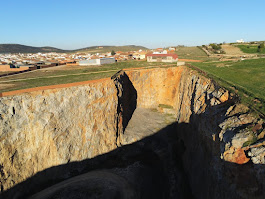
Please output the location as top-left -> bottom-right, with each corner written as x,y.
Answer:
79,58 -> 115,66
236,39 -> 245,43
146,53 -> 178,63
153,50 -> 168,54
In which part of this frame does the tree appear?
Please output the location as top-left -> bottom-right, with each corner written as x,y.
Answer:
111,50 -> 116,56
257,43 -> 264,52
210,43 -> 221,50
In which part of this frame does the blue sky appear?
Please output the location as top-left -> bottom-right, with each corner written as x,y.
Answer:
0,0 -> 264,49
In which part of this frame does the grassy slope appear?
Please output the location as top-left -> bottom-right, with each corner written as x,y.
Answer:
174,46 -> 216,61
0,61 -> 176,92
191,58 -> 265,115
236,44 -> 265,54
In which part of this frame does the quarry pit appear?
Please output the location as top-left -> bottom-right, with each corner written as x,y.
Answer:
0,66 -> 265,199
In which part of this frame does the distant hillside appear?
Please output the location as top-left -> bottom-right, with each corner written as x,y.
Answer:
0,44 -> 66,54
0,44 -> 148,54
74,45 -> 149,53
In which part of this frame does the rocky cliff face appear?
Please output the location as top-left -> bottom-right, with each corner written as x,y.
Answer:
114,66 -> 265,198
0,79 -> 119,192
0,66 -> 264,199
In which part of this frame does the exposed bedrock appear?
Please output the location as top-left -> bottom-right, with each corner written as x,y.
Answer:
0,66 -> 264,198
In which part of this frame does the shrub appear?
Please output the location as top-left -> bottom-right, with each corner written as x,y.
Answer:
210,43 -> 221,50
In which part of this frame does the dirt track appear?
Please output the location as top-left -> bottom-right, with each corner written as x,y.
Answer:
178,59 -> 202,62
41,64 -> 100,71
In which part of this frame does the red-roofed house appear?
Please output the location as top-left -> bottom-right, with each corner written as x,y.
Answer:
146,53 -> 178,63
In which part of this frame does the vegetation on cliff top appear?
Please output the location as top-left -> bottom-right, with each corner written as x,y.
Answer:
191,58 -> 265,116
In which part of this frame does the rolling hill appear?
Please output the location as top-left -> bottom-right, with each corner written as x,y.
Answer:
0,44 -> 66,54
74,45 -> 149,53
0,44 -> 148,54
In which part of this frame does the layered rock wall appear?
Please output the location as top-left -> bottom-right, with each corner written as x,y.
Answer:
125,67 -> 183,109
0,78 -> 119,192
117,66 -> 265,198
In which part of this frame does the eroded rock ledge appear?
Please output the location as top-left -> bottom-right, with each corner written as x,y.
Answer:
0,66 -> 264,198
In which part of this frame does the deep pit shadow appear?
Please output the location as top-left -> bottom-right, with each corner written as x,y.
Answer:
176,100 -> 265,199
1,122 -> 193,199
2,103 -> 265,199
112,71 -> 137,131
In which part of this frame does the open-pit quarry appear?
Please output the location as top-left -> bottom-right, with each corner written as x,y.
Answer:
0,66 -> 265,199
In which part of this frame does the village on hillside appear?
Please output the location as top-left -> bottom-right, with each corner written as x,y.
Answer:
1,39 -> 264,77
0,46 -> 182,75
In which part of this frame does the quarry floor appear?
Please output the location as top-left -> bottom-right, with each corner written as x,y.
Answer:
29,108 -> 186,199
122,108 -> 177,145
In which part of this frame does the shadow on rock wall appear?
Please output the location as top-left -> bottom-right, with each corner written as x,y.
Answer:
2,122 -> 192,199
177,101 -> 265,199
112,71 -> 137,132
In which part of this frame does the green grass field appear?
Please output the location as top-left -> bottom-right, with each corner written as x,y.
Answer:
0,61 -> 177,93
175,46 -> 206,59
236,45 -> 265,54
174,46 -> 217,61
191,58 -> 265,116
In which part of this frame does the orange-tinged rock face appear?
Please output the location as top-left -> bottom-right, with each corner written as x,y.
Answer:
220,91 -> 229,103
0,78 -> 119,192
223,147 -> 250,164
126,67 -> 184,109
